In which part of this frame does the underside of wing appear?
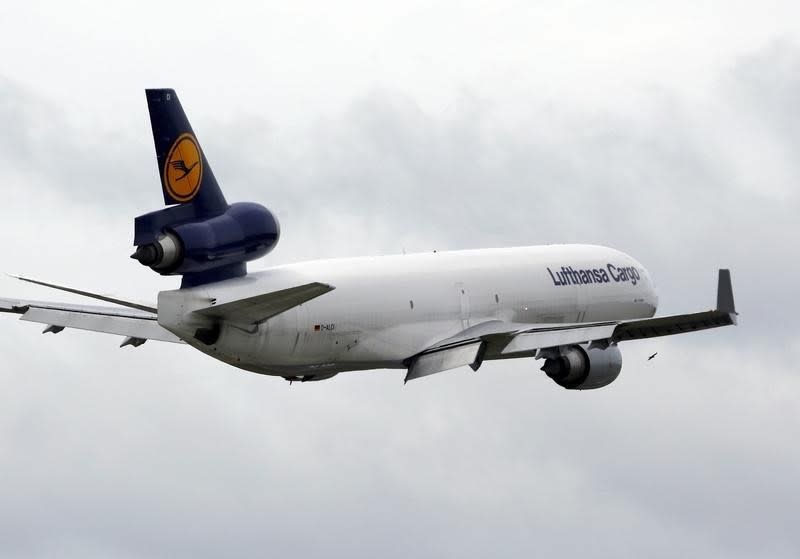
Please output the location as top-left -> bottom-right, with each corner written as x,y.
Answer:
0,298 -> 182,345
405,269 -> 737,382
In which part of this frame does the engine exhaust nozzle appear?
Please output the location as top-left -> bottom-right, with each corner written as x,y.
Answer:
131,232 -> 183,272
130,244 -> 159,266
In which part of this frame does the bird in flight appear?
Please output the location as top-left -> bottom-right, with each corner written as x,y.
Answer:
170,159 -> 198,180
647,352 -> 658,361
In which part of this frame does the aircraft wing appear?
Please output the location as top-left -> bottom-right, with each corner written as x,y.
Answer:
0,297 -> 182,345
405,269 -> 737,382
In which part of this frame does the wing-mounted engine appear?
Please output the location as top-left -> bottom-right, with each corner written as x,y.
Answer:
130,89 -> 279,287
540,344 -> 622,390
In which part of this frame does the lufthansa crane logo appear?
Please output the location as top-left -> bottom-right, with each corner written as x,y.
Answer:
164,133 -> 203,202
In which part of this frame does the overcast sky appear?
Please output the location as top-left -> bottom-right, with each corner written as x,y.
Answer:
0,2 -> 799,558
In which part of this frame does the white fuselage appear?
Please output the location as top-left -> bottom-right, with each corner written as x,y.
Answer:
157,244 -> 658,377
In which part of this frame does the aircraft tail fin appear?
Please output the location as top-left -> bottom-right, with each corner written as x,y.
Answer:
145,89 -> 227,215
133,89 -> 279,288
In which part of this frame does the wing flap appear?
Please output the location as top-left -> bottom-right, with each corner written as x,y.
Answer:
502,323 -> 618,355
406,341 -> 485,383
194,282 -> 334,325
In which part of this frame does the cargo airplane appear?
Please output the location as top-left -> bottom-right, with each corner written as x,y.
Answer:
0,90 -> 737,388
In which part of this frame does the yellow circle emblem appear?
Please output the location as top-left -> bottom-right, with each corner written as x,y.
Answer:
164,133 -> 203,202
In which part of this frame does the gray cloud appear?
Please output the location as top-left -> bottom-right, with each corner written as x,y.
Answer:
204,56 -> 797,335
0,35 -> 799,559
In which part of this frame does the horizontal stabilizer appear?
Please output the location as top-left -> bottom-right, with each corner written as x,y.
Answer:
193,282 -> 334,326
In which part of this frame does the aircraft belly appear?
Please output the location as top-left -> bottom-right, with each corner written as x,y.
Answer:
252,321 -> 461,371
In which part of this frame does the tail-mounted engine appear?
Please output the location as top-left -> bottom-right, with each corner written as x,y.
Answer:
132,202 -> 279,286
541,344 -> 622,390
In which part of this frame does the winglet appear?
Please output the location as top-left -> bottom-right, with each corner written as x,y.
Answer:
716,269 -> 736,315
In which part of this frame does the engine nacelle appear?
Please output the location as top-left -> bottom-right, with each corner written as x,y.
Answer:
131,202 -> 279,279
541,345 -> 622,390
